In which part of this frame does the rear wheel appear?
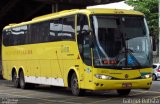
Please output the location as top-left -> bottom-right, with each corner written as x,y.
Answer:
13,71 -> 20,88
19,71 -> 26,89
71,73 -> 85,96
117,89 -> 131,96
19,71 -> 35,89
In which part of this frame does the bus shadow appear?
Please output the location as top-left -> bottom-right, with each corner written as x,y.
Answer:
22,85 -> 121,98
2,81 -> 140,99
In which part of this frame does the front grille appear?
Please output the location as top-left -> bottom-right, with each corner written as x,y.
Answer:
111,76 -> 142,80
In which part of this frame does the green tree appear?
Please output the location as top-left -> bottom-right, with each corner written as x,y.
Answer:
126,0 -> 158,37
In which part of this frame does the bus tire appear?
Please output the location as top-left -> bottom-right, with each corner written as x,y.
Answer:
13,71 -> 20,88
117,89 -> 131,96
71,73 -> 85,96
19,71 -> 27,89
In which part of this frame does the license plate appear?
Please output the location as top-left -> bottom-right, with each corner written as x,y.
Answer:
122,83 -> 132,88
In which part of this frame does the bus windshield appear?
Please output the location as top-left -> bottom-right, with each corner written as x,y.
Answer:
91,15 -> 152,69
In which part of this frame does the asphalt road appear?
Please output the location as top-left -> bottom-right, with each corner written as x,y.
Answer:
0,79 -> 160,104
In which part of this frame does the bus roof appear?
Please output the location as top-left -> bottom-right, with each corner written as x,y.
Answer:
3,8 -> 144,30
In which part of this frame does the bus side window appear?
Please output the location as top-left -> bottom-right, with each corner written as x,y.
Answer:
2,30 -> 9,46
62,15 -> 75,41
30,23 -> 39,43
49,19 -> 63,42
38,21 -> 50,42
77,14 -> 92,66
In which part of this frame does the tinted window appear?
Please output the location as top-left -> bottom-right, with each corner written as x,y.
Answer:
12,26 -> 28,45
49,19 -> 63,41
3,25 -> 28,46
3,30 -> 12,46
30,23 -> 41,43
29,21 -> 50,43
2,15 -> 76,46
62,16 -> 75,40
39,21 -> 50,42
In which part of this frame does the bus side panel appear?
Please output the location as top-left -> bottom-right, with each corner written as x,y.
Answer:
49,42 -> 64,86
40,60 -> 52,85
24,60 -> 30,78
2,61 -> 9,80
25,60 -> 38,84
61,41 -> 85,88
50,59 -> 64,86
4,61 -> 18,81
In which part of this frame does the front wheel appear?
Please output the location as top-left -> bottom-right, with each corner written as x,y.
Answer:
71,73 -> 85,96
117,89 -> 131,96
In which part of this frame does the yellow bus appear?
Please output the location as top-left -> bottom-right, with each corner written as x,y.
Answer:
2,9 -> 152,96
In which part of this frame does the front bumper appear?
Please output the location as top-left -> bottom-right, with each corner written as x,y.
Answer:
91,78 -> 152,90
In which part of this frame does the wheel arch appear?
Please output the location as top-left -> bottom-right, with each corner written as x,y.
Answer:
11,67 -> 17,81
67,68 -> 79,88
18,67 -> 24,77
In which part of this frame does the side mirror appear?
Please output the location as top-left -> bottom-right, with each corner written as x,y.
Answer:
79,29 -> 94,48
81,30 -> 90,36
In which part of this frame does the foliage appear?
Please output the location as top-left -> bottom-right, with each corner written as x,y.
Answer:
126,0 -> 158,37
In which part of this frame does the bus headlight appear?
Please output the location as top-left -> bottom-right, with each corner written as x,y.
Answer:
141,74 -> 152,79
95,74 -> 112,80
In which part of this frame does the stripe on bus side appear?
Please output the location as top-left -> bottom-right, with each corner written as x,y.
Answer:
25,76 -> 64,86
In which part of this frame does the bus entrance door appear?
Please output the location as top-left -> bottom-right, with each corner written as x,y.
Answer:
83,35 -> 93,89
84,65 -> 93,89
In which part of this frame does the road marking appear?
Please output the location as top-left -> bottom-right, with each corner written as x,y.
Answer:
133,90 -> 160,94
8,91 -> 61,98
130,91 -> 147,96
0,89 -> 87,102
0,92 -> 82,104
88,98 -> 115,104
0,89 -> 21,93
34,97 -> 82,104
0,83 -> 159,104
0,92 -> 32,98
64,96 -> 84,101
88,90 -> 149,104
